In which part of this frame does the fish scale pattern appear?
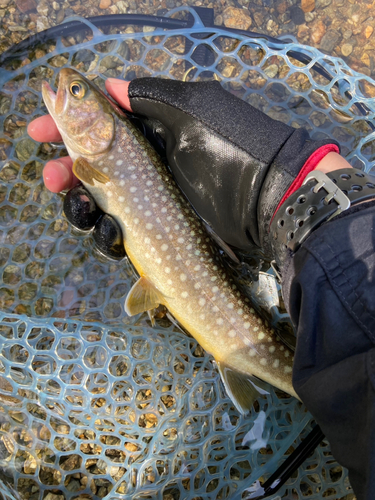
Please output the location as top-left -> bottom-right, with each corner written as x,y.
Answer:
0,6 -> 374,499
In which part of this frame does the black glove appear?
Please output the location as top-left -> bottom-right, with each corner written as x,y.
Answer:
127,78 -> 339,257
63,78 -> 339,262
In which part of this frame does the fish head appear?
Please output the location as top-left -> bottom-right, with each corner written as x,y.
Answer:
42,68 -> 118,159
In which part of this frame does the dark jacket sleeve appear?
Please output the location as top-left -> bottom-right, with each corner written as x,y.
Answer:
281,200 -> 375,500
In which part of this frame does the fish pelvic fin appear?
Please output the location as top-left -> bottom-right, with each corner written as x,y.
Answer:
217,361 -> 270,415
72,157 -> 110,186
125,276 -> 165,316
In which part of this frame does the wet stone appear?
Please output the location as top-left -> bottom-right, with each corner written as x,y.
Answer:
15,138 -> 35,162
9,183 -> 31,205
0,138 -> 13,161
0,161 -> 20,181
12,243 -> 31,263
320,30 -> 341,52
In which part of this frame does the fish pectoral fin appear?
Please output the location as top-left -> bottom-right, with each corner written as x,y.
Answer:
72,157 -> 110,186
217,361 -> 269,415
125,277 -> 165,316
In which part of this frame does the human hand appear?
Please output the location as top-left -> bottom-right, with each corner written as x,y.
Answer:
29,76 -> 348,260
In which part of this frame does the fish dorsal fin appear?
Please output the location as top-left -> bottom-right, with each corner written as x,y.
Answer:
217,361 -> 269,415
125,276 -> 165,316
72,157 -> 110,186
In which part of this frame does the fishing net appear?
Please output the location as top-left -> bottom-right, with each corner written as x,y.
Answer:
1,6 -> 374,499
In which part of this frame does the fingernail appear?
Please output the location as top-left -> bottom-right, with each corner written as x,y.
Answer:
106,78 -> 124,85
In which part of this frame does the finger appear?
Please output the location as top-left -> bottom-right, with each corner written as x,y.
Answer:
28,115 -> 63,143
43,156 -> 80,193
105,79 -> 132,112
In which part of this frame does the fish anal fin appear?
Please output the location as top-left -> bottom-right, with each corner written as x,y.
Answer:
72,157 -> 110,186
217,361 -> 268,415
125,276 -> 165,316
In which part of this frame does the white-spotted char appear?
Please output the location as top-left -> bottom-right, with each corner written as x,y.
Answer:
42,69 -> 298,414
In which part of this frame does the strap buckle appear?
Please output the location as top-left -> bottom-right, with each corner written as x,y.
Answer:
302,170 -> 351,220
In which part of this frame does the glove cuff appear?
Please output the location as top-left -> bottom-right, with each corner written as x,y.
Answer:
258,131 -> 340,257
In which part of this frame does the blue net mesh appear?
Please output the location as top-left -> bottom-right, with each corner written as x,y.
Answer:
1,6 -> 374,499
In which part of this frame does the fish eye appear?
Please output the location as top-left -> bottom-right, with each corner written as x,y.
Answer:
69,81 -> 85,98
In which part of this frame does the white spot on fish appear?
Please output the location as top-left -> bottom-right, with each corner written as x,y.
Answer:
156,234 -> 162,240
200,314 -> 205,320
156,257 -> 161,264
161,244 -> 168,252
119,196 -> 125,202
269,346 -> 276,353
195,250 -> 200,256
237,309 -> 243,316
161,207 -> 167,213
144,237 -> 150,244
212,286 -> 219,293
194,283 -> 200,290
253,327 -> 259,332
124,207 -> 130,214
120,180 -> 125,186
103,167 -> 109,173
107,191 -> 113,198
228,329 -> 236,338
181,291 -> 188,299
134,218 -> 139,224
273,359 -> 280,369
116,160 -> 123,166
178,238 -> 184,244
284,351 -> 290,358
249,349 -> 257,357
284,366 -> 292,374
130,187 -> 137,193
146,223 -> 153,230
258,332 -> 265,340
244,322 -> 250,329
98,161 -> 103,166
146,181 -> 153,186
165,267 -> 170,274
216,318 -> 223,325
227,303 -> 234,309
145,210 -> 152,217
260,358 -> 267,366
194,265 -> 200,271
138,205 -> 143,210
180,274 -> 187,282
167,279 -> 172,285
244,338 -> 251,346
109,155 -> 114,160
199,298 -> 206,306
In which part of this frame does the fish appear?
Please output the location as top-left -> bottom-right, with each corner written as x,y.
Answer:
42,68 -> 298,414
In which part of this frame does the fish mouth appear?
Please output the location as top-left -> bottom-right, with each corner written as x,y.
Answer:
42,69 -> 72,117
41,81 -> 56,114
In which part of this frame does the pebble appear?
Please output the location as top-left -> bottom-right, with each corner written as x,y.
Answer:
36,0 -> 48,16
365,26 -> 373,39
99,0 -> 111,9
305,11 -> 315,22
361,53 -> 370,67
341,43 -> 353,56
311,19 -> 326,44
320,29 -> 341,52
301,0 -> 315,13
15,0 -> 37,12
289,5 -> 305,25
223,7 -> 252,30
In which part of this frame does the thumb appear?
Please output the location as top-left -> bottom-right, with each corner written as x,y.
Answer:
105,79 -> 132,112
